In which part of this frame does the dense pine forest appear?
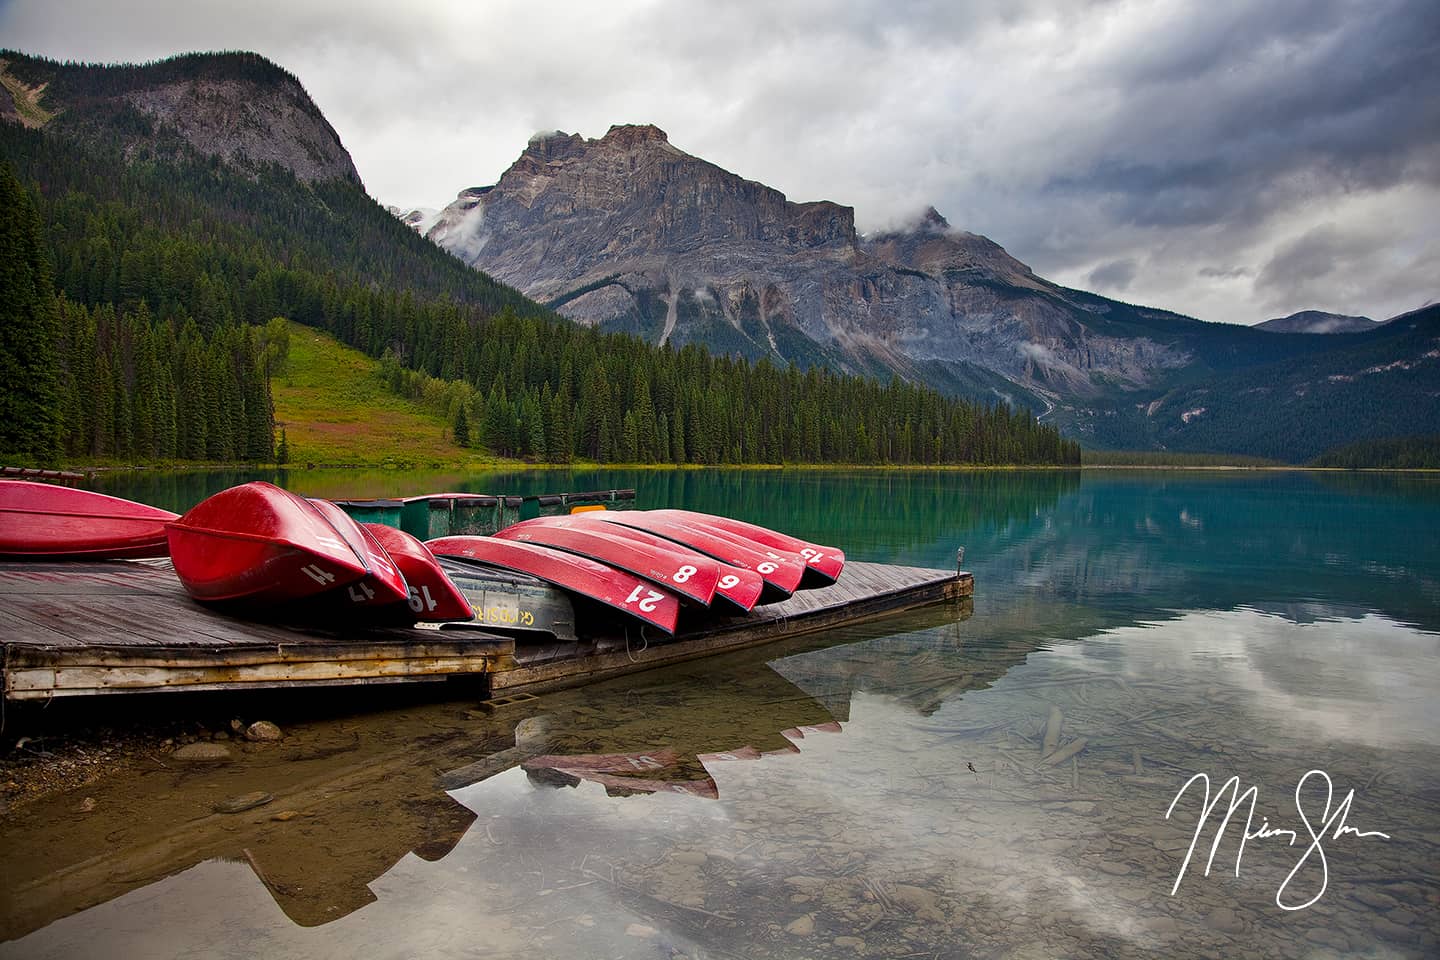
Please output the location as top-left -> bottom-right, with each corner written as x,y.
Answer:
0,51 -> 1079,467
1310,435 -> 1440,469
0,162 -> 275,463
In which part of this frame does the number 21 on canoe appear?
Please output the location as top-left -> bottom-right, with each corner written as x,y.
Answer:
426,535 -> 681,633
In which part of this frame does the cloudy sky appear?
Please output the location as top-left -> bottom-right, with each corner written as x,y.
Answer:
5,0 -> 1437,325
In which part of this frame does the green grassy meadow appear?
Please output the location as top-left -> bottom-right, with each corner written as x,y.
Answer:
273,326 -> 489,468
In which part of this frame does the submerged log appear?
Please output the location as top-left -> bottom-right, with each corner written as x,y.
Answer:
1042,737 -> 1089,767
1041,705 -> 1064,756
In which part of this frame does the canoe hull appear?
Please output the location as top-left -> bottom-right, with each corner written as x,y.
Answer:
590,512 -> 806,602
426,535 -> 680,634
565,518 -> 764,613
306,499 -> 409,607
647,510 -> 844,587
0,480 -> 177,560
166,482 -> 369,604
364,523 -> 475,622
494,517 -> 721,607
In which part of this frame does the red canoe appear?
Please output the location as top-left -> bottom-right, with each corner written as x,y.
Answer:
425,535 -> 680,634
0,480 -> 178,559
166,482 -> 371,604
566,517 -> 764,613
590,512 -> 806,603
647,510 -> 844,587
494,516 -> 722,607
305,498 -> 409,607
363,523 -> 474,622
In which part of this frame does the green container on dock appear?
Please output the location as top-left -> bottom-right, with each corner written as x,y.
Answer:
520,493 -> 567,521
451,495 -> 505,536
519,488 -> 637,520
332,498 -> 404,528
401,495 -> 449,540
400,494 -> 517,539
497,495 -> 524,531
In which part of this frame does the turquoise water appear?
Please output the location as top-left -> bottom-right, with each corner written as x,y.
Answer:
3,469 -> 1437,958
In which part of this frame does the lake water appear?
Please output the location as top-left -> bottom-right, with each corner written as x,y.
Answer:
2,469 -> 1438,959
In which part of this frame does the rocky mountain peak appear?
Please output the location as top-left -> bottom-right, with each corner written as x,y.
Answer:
864,206 -> 1035,285
413,124 -> 1195,408
919,206 -> 951,232
427,124 -> 861,298
600,123 -> 670,148
1254,310 -> 1378,334
522,129 -> 586,163
1,50 -> 361,186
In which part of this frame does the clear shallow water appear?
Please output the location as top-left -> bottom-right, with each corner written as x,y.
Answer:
3,470 -> 1438,958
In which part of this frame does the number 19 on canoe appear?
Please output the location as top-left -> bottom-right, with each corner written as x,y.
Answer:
408,585 -> 438,613
625,584 -> 666,612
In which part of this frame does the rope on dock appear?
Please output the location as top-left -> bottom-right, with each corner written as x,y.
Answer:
625,626 -> 650,663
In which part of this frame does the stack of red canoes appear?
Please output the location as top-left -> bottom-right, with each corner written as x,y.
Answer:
164,482 -> 473,622
1,476 -> 845,636
426,508 -> 844,634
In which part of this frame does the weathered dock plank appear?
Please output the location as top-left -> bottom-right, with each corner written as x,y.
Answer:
0,559 -> 972,700
0,561 -> 515,699
492,562 -> 972,695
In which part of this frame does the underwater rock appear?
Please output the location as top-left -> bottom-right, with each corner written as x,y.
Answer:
245,721 -> 284,742
214,791 -> 273,814
172,742 -> 232,762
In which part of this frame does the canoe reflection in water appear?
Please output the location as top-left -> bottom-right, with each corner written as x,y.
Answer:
0,601 -> 976,939
520,723 -> 844,800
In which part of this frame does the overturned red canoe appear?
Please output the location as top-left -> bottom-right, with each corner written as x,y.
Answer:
363,523 -> 474,622
426,535 -> 680,634
0,480 -> 178,559
647,510 -> 844,587
590,511 -> 806,603
305,498 -> 409,607
494,517 -> 722,607
566,517 -> 764,613
166,482 -> 371,604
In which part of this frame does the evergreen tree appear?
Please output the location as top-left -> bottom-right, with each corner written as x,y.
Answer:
261,315 -> 291,377
0,164 -> 62,462
545,390 -> 572,463
453,403 -> 470,447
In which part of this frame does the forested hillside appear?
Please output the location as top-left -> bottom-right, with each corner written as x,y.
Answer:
1310,435 -> 1440,469
0,49 -> 1078,468
1,162 -> 276,463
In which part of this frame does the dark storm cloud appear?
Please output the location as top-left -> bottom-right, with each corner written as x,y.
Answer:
1,0 -> 1434,324
1087,258 -> 1137,292
1254,223 -> 1383,306
1199,266 -> 1252,280
1042,0 -> 1440,230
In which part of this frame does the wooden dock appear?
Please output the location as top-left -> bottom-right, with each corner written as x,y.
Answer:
0,559 -> 972,701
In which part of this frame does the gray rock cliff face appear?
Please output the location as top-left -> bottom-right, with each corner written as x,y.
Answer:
125,77 -> 361,185
420,126 -> 1190,402
0,52 -> 361,186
